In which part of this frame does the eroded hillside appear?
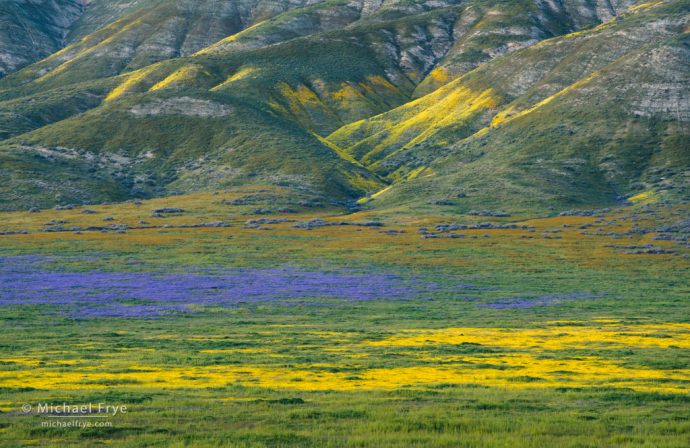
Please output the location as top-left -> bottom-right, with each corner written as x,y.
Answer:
0,0 -> 686,211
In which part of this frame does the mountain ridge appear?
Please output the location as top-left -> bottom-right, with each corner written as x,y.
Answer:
0,0 -> 687,212
327,0 -> 689,211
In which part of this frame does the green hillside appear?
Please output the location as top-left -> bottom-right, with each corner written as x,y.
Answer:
0,0 -> 686,211
330,0 -> 689,212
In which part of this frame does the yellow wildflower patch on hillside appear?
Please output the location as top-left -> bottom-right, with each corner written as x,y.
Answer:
628,191 -> 658,204
211,67 -> 257,91
149,64 -> 210,91
105,65 -> 162,102
362,86 -> 498,164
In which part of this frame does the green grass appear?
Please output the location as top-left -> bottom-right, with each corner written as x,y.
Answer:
0,195 -> 688,446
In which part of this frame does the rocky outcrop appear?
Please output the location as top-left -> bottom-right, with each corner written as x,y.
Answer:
0,0 -> 85,76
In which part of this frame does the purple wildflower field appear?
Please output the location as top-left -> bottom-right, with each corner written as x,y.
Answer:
480,293 -> 603,309
0,256 -> 477,318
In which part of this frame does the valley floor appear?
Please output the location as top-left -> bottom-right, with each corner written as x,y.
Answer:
0,190 -> 688,447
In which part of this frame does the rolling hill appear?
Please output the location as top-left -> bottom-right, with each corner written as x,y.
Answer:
0,0 -> 686,211
330,0 -> 689,212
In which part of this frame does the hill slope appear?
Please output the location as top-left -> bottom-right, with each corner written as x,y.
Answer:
0,0 -> 686,212
0,0 -> 85,77
329,0 -> 689,212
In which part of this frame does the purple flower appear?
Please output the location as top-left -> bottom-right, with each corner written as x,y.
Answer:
0,256 -> 475,318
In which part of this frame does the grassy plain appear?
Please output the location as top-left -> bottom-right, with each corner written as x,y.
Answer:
0,190 -> 688,447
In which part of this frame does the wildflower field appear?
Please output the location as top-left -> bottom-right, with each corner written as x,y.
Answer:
0,190 -> 688,447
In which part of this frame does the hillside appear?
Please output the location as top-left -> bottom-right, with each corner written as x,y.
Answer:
0,0 -> 85,77
330,0 -> 690,212
0,0 -> 687,211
